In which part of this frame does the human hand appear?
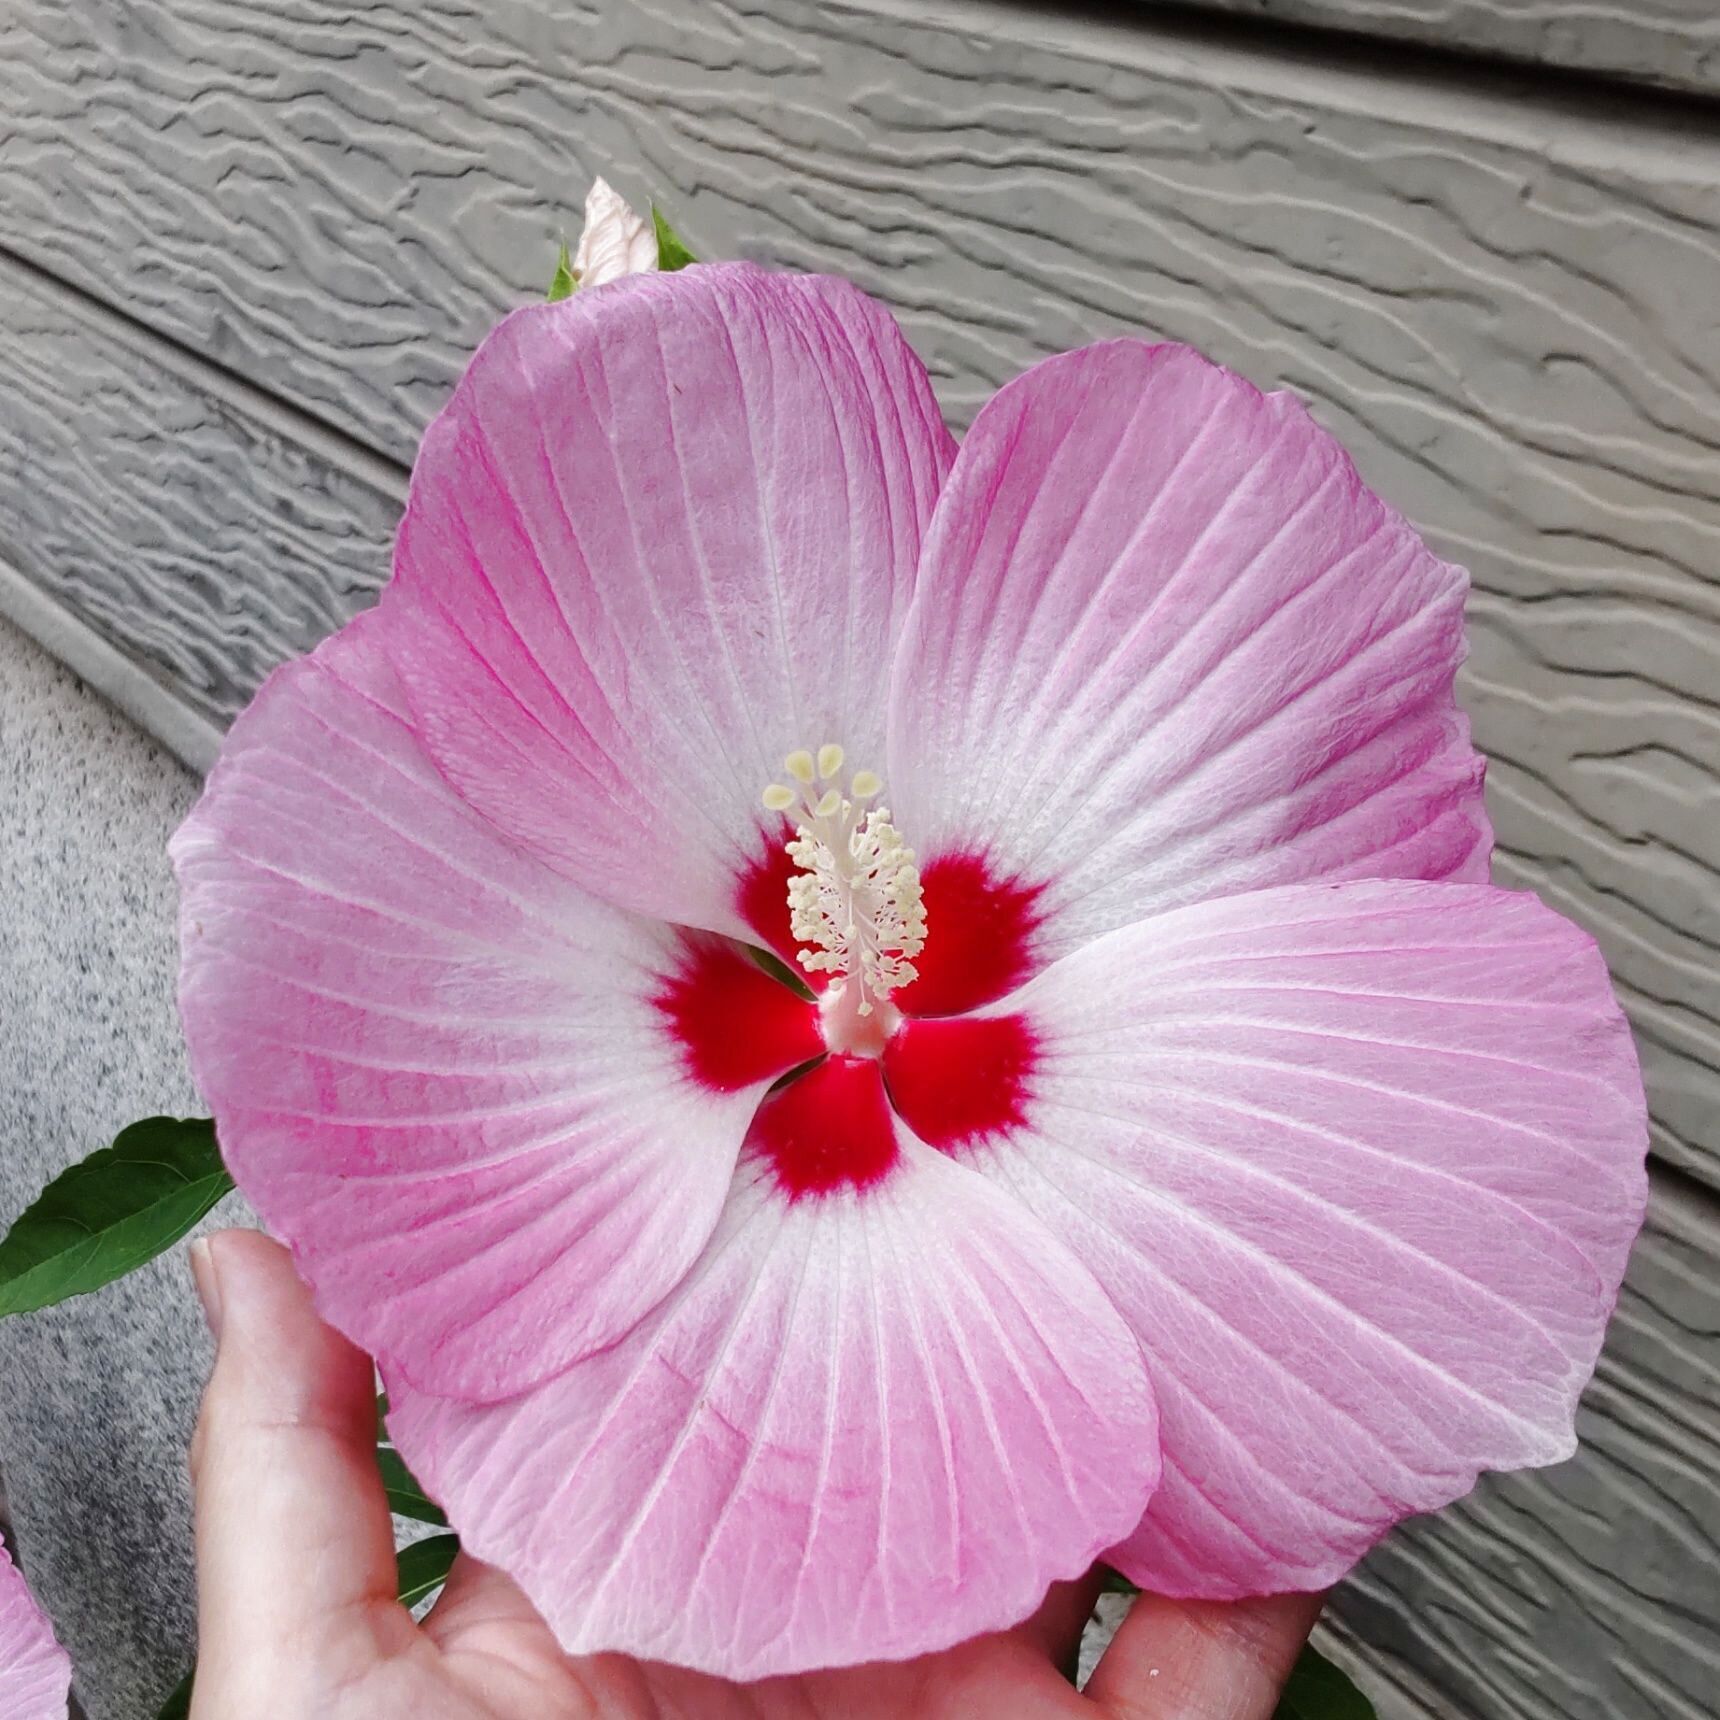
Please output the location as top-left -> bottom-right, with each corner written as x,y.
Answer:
187,1229 -> 1322,1718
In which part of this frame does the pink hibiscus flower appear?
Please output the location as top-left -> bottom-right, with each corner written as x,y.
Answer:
0,1544 -> 71,1718
172,264 -> 1647,1678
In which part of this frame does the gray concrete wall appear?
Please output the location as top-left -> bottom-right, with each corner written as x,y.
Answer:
0,616 -> 206,1717
1,2 -> 1716,1715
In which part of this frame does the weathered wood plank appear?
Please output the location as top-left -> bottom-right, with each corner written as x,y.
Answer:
1330,1176 -> 1720,1720
1183,0 -> 1720,96
2,0 -> 1715,1193
0,257 -> 403,766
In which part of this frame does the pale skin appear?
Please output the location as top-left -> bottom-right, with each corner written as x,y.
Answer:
188,1229 -> 1323,1719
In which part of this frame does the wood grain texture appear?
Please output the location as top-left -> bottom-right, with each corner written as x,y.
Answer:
1182,0 -> 1720,95
2,0 -> 1715,1194
1330,1177 -> 1720,1720
0,258 -> 403,752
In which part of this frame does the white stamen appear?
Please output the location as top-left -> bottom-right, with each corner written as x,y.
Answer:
765,744 -> 927,1018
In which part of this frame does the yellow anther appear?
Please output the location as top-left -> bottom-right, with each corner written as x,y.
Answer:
850,769 -> 882,800
817,743 -> 846,779
762,783 -> 796,812
785,750 -> 817,784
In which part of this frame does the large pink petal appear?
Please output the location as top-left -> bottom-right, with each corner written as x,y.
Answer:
0,1546 -> 70,1720
961,880 -> 1645,1596
888,343 -> 1489,969
173,615 -> 802,1402
388,1093 -> 1159,1678
383,263 -> 956,935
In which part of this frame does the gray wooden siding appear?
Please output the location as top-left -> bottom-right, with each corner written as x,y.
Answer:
1,2 -> 1715,1714
0,256 -> 401,757
1183,0 -> 1720,95
6,0 -> 1716,1196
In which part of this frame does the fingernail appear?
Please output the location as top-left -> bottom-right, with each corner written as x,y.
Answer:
189,1237 -> 223,1338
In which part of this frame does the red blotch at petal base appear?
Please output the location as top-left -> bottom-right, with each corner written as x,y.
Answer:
751,1055 -> 901,1197
884,1012 -> 1039,1152
655,935 -> 822,1092
740,842 -> 1045,1020
890,853 -> 1045,1018
735,835 -> 823,983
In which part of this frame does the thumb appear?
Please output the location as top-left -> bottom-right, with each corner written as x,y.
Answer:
1085,1590 -> 1325,1719
188,1229 -> 405,1710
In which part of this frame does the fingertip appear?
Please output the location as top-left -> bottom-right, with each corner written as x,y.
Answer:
200,1227 -> 312,1335
1087,1588 -> 1325,1718
196,1229 -> 374,1433
188,1236 -> 222,1336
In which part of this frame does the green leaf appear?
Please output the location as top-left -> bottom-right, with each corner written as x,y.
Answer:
0,1118 -> 233,1315
397,1532 -> 462,1607
652,204 -> 697,271
155,1669 -> 194,1720
379,1445 -> 447,1526
1273,1642 -> 1377,1720
1098,1565 -> 1140,1596
546,238 -> 577,301
376,1389 -> 392,1442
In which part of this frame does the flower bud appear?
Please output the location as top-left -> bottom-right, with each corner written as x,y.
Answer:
572,177 -> 657,288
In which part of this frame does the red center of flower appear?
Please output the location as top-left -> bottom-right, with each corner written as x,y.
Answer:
749,1055 -> 901,1194
892,854 -> 1046,1018
657,843 -> 1043,1198
737,844 -> 1044,1018
653,936 -> 824,1091
881,1013 -> 1038,1151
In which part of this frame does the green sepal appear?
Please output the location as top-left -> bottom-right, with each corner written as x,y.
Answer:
745,943 -> 815,1000
0,1117 -> 232,1316
652,204 -> 697,271
547,239 -> 578,300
